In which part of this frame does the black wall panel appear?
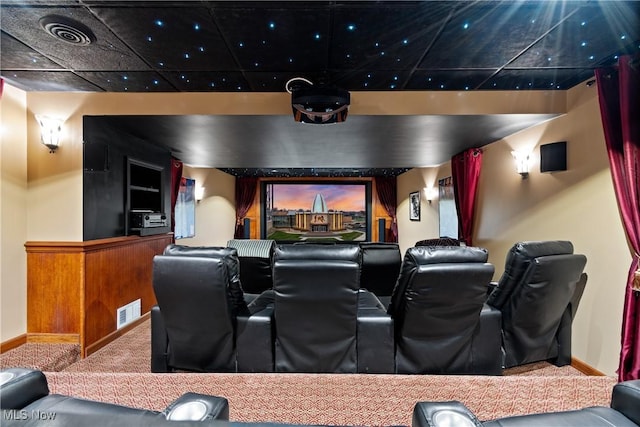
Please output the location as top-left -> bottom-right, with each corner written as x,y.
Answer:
82,116 -> 171,241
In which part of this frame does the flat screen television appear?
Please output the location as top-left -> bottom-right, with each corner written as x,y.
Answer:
261,181 -> 371,243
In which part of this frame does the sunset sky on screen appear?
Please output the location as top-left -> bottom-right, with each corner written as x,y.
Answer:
272,184 -> 365,212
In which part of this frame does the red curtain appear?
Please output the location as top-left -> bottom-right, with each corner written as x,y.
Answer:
596,54 -> 640,381
451,148 -> 483,246
169,158 -> 183,233
234,177 -> 258,238
374,176 -> 398,242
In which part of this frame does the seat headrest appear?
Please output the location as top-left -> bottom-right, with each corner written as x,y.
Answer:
163,244 -> 237,259
406,246 -> 488,264
275,243 -> 360,262
509,240 -> 574,260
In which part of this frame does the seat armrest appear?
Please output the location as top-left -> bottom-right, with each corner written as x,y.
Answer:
413,401 -> 483,427
150,305 -> 170,373
163,392 -> 229,421
357,291 -> 394,373
236,306 -> 274,372
0,368 -> 50,410
486,281 -> 498,297
473,303 -> 504,374
611,380 -> 640,425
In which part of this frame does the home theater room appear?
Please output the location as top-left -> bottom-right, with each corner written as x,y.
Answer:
1,0 -> 639,426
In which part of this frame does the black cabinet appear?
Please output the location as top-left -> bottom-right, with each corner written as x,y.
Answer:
126,158 -> 170,236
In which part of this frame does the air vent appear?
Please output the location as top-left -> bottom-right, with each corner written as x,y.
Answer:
39,15 -> 96,46
116,299 -> 141,329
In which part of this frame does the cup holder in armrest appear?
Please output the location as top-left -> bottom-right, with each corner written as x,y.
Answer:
166,400 -> 210,421
433,409 -> 477,427
0,372 -> 16,386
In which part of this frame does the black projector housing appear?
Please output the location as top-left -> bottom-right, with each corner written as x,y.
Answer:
291,86 -> 350,124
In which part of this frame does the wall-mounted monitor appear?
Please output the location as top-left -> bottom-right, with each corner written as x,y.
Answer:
540,141 -> 567,173
261,181 -> 371,243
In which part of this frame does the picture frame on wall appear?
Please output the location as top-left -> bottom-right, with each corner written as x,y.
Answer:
409,191 -> 421,221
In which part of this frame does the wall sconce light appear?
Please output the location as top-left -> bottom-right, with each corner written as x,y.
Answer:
511,150 -> 531,179
424,186 -> 437,204
195,186 -> 205,203
36,115 -> 64,153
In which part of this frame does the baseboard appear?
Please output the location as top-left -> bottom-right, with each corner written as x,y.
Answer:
0,334 -> 27,354
84,312 -> 150,358
571,356 -> 607,376
27,333 -> 80,344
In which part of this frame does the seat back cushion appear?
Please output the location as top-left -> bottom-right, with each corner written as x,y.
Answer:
499,253 -> 587,367
359,242 -> 402,297
272,244 -> 360,373
153,256 -> 236,372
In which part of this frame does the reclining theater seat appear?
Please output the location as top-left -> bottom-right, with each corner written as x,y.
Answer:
413,379 -> 640,427
226,239 -> 276,303
359,242 -> 402,308
388,246 -> 502,375
151,245 -> 273,373
0,367 -> 229,424
270,244 -> 394,373
486,240 -> 587,368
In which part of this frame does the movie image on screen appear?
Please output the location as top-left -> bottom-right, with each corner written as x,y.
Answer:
262,182 -> 371,242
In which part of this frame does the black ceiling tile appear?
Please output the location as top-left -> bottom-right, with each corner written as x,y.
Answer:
329,3 -> 450,70
420,1 -> 569,69
87,4 -> 237,71
1,31 -> 65,69
213,4 -> 331,71
160,71 -> 249,91
243,72 -> 331,92
0,70 -> 102,91
480,69 -> 594,91
75,71 -> 176,92
405,69 -> 496,90
1,5 -> 149,71
510,2 -> 640,69
331,70 -> 412,91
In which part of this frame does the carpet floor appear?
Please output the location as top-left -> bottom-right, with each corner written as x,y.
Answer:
3,319 -> 619,426
63,319 -> 589,376
45,372 -> 617,426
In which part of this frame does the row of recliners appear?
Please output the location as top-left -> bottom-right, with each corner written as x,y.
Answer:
3,368 -> 640,427
151,240 -> 587,375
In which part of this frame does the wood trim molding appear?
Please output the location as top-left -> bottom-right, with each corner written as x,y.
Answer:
84,312 -> 150,357
25,233 -> 173,254
27,333 -> 80,344
0,334 -> 27,354
571,357 -> 607,376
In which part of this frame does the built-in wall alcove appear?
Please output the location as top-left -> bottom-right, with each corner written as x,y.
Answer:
82,116 -> 172,241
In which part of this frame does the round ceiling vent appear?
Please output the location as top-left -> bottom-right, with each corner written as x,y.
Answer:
39,15 -> 96,46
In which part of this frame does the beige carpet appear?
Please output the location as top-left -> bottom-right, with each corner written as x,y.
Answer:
63,319 -> 587,376
45,371 -> 617,426
0,343 -> 79,372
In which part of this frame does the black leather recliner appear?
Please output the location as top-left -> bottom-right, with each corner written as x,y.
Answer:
388,246 -> 502,375
264,243 -> 394,373
412,379 -> 640,427
151,245 -> 273,373
359,242 -> 402,308
0,368 -> 229,425
486,241 -> 587,368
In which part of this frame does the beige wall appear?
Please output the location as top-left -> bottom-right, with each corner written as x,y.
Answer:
1,85 -> 28,341
178,166 -> 236,247
396,82 -> 628,375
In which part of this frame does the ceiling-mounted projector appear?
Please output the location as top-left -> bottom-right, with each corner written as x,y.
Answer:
287,78 -> 350,124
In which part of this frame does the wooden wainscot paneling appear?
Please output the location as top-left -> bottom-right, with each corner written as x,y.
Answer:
25,234 -> 172,357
